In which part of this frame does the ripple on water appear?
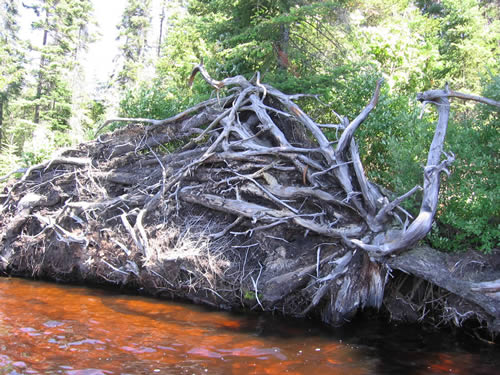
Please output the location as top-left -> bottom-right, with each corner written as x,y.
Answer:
0,277 -> 499,375
66,370 -> 113,375
43,320 -> 65,328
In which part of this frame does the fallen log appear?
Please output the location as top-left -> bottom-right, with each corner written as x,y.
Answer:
1,65 -> 499,337
387,246 -> 500,333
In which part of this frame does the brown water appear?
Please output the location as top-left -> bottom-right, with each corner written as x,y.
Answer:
0,278 -> 498,375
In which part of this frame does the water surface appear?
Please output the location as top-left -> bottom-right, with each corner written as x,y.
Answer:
0,277 -> 498,374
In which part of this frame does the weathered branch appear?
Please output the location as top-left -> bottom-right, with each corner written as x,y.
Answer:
418,89 -> 500,108
353,87 -> 454,256
389,247 -> 500,319
374,185 -> 422,224
336,79 -> 383,156
189,63 -> 251,90
94,95 -> 235,135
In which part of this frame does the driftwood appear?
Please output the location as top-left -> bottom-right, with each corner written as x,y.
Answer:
1,65 -> 499,335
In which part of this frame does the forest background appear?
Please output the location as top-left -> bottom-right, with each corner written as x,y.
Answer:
0,0 -> 498,253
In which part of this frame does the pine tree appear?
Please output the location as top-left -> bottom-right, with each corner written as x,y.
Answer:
116,0 -> 152,88
24,0 -> 94,132
0,0 -> 24,146
187,0 -> 349,79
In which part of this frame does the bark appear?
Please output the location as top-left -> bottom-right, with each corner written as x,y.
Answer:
158,4 -> 165,57
34,24 -> 49,125
1,66 -> 499,336
0,97 -> 4,145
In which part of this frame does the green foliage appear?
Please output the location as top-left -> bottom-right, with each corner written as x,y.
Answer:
425,73 -> 500,252
428,75 -> 499,252
188,0 -> 352,78
0,121 -> 56,178
432,0 -> 500,91
243,290 -> 262,301
19,0 -> 94,135
0,0 -> 25,146
429,117 -> 499,252
119,78 -> 211,122
0,0 -> 98,178
0,36 -> 24,102
348,1 -> 440,92
87,100 -> 106,124
20,121 -> 57,165
357,95 -> 430,198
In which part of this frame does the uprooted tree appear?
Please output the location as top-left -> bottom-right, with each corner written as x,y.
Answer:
1,65 -> 499,334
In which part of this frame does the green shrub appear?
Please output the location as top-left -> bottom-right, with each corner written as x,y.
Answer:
321,71 -> 499,252
357,81 -> 499,252
0,140 -> 21,179
119,79 -> 212,125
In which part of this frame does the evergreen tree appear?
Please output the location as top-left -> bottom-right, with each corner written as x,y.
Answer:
116,0 -> 152,88
187,0 -> 351,81
157,0 -> 166,57
416,0 -> 500,91
24,0 -> 94,131
0,0 -> 24,146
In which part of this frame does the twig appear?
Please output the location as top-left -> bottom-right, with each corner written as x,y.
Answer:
210,216 -> 244,239
251,262 -> 264,310
310,161 -> 353,178
150,269 -> 174,286
121,212 -> 143,252
231,243 -> 259,249
316,246 -> 321,278
375,185 -> 422,224
95,95 -> 235,135
102,259 -> 129,276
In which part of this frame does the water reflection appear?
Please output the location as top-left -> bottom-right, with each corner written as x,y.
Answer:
0,277 -> 497,374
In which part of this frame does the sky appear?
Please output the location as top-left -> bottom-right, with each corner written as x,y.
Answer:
18,0 -> 128,91
85,0 -> 128,86
17,0 -> 171,98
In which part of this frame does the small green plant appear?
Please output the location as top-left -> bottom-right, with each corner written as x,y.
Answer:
243,291 -> 255,300
243,291 -> 262,300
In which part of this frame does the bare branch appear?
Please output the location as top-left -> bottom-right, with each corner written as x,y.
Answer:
336,79 -> 383,156
375,185 -> 422,224
94,95 -> 234,135
418,89 -> 500,108
353,88 -> 453,256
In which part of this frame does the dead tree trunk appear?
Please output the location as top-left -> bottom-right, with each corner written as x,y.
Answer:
1,66 -> 499,334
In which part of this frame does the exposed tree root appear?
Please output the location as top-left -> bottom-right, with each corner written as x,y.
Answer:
1,65 -> 499,337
